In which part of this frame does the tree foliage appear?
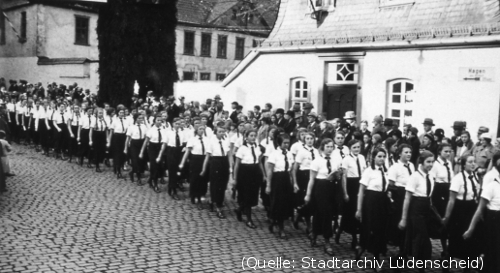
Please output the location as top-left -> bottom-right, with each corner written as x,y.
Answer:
97,0 -> 178,106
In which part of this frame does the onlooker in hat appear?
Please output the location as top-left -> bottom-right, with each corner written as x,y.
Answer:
306,112 -> 320,141
340,121 -> 353,141
263,103 -> 272,113
283,110 -> 296,136
434,129 -> 445,144
450,121 -> 466,152
419,118 -> 435,144
472,132 -> 494,179
384,118 -> 395,138
214,94 -> 222,104
372,115 -> 386,140
8,80 -> 18,92
407,127 -> 421,166
230,102 -> 239,124
0,78 -> 6,89
300,102 -> 314,128
454,130 -> 474,174
420,133 -> 437,156
318,121 -> 335,146
274,108 -> 286,128
344,111 -> 357,128
330,118 -> 341,132
391,129 -> 403,147
291,104 -> 301,118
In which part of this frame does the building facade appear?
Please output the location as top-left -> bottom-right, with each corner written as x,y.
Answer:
223,0 -> 500,138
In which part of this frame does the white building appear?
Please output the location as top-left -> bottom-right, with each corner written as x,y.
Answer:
223,0 -> 500,138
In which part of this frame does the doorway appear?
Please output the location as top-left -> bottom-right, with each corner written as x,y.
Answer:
324,85 -> 357,120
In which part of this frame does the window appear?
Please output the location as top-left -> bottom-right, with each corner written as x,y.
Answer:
0,12 -> 5,45
290,78 -> 310,108
75,16 -> 89,45
235,37 -> 245,60
216,73 -> 226,81
327,62 -> 359,84
200,33 -> 211,57
387,80 -> 415,127
183,71 -> 195,81
200,73 -> 211,81
20,11 -> 26,42
183,31 -> 195,55
217,35 -> 227,58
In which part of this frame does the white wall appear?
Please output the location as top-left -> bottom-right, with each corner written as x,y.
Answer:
223,53 -> 323,112
362,47 -> 500,140
0,57 -> 99,92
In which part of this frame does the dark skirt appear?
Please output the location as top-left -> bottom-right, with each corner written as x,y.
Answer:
449,199 -> 483,260
209,156 -> 230,207
166,146 -> 183,191
8,112 -> 16,140
341,177 -> 361,235
68,125 -> 79,158
295,169 -> 312,219
270,171 -> 294,222
432,183 -> 450,217
387,185 -> 407,250
485,209 -> 500,273
405,197 -> 434,260
147,142 -> 162,180
236,163 -> 262,208
38,119 -> 48,149
360,190 -> 389,255
79,128 -> 91,161
189,154 -> 209,199
130,139 -> 144,173
112,133 -> 126,173
92,131 -> 107,165
312,178 -> 336,239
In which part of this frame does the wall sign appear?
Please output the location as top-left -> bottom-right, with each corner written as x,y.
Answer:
459,67 -> 495,82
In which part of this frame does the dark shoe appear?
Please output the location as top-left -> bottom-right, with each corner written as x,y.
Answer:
104,159 -> 111,167
172,194 -> 180,200
246,221 -> 257,229
5,173 -> 15,177
292,218 -> 300,230
117,172 -> 123,179
154,186 -> 161,193
137,178 -> 145,186
60,155 -> 68,161
268,224 -> 274,234
355,247 -> 365,260
159,178 -> 166,185
216,210 -> 226,219
234,209 -> 243,222
95,167 -> 102,173
129,172 -> 134,182
310,237 -> 317,247
279,232 -> 288,240
335,230 -> 341,244
87,163 -> 93,168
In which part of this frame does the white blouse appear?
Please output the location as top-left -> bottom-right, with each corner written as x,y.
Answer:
126,124 -> 147,139
388,161 -> 416,188
342,154 -> 367,178
230,133 -> 244,149
186,135 -> 207,155
295,145 -> 320,171
206,136 -> 230,157
310,154 -> 342,179
80,115 -> 94,130
267,148 -> 294,172
263,139 -> 276,157
406,171 -> 435,198
481,179 -> 500,210
483,168 -> 500,188
236,143 -> 262,164
6,103 -> 15,112
430,157 -> 452,183
90,117 -> 108,131
146,126 -> 167,143
290,141 -> 304,156
360,167 -> 389,192
53,111 -> 71,125
333,145 -> 350,159
69,112 -> 82,126
450,171 -> 480,201
165,129 -> 188,147
110,117 -> 129,134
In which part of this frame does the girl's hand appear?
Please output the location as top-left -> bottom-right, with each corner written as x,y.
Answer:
293,183 -> 299,193
355,210 -> 362,222
398,219 -> 407,230
344,194 -> 349,202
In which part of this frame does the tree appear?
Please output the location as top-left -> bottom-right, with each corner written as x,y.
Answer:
97,0 -> 178,106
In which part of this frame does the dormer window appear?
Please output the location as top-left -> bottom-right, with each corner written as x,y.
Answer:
307,0 -> 335,13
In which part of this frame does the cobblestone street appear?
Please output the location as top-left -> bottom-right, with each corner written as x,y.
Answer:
0,145 -> 463,273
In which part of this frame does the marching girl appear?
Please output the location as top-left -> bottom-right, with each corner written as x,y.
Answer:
464,152 -> 500,273
333,131 -> 350,159
30,100 -> 42,151
108,108 -> 129,178
52,103 -> 70,160
387,143 -> 415,257
233,129 -> 265,229
398,151 -> 436,273
337,139 -> 366,249
89,108 -> 108,173
78,107 -> 93,167
355,148 -> 390,262
44,101 -> 57,156
34,100 -> 48,154
266,134 -> 294,239
201,125 -> 231,219
23,99 -> 35,146
179,118 -> 209,207
305,138 -> 343,255
290,128 -> 307,157
260,125 -> 279,219
442,155 -> 483,267
332,130 -> 349,231
230,121 -> 245,155
140,114 -> 167,193
124,114 -> 147,184
165,118 -> 187,200
68,105 -> 81,163
291,132 -> 320,235
15,96 -> 26,144
430,143 -> 454,257
6,96 -> 16,143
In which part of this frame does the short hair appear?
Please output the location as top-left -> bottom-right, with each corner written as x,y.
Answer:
437,143 -> 452,154
419,150 -> 435,164
265,103 -> 272,109
360,120 -> 368,125
254,105 -> 261,111
236,105 -> 243,110
347,139 -> 362,148
397,143 -> 412,155
232,101 -> 239,106
459,154 -> 475,169
173,117 -> 181,123
319,138 -> 334,151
